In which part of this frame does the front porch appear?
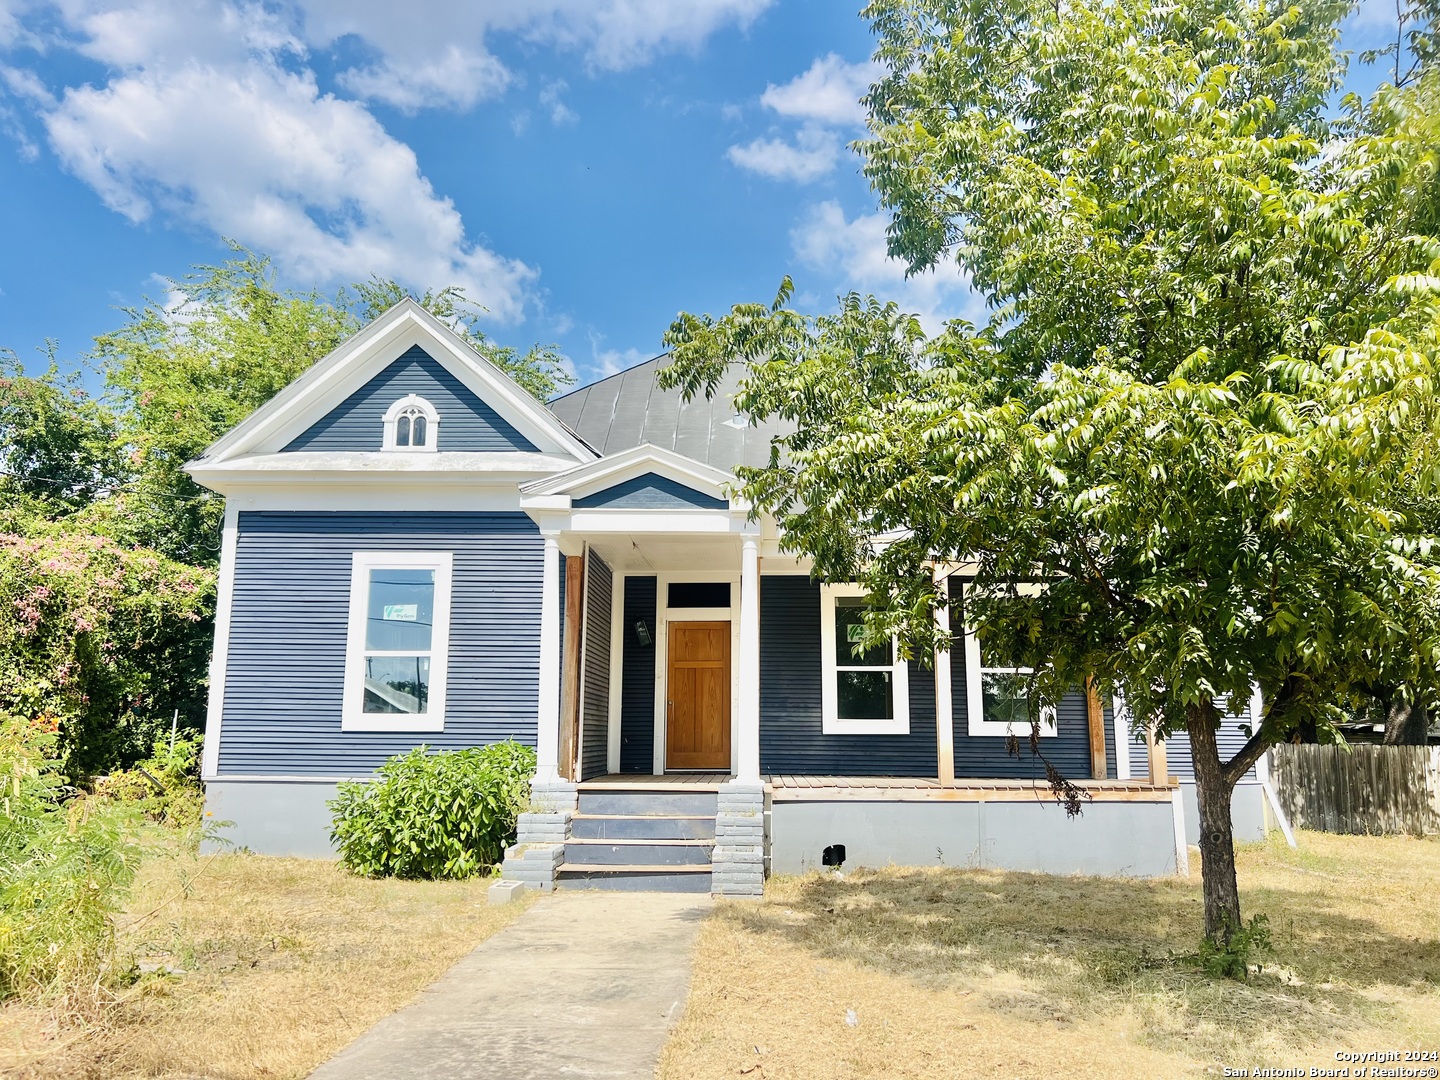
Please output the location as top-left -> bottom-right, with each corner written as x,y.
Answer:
497,444 -> 1185,897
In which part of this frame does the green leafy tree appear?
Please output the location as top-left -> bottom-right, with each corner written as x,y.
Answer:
662,0 -> 1440,953
0,352 -> 123,511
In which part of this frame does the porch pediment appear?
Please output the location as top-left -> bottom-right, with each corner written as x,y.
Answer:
519,444 -> 741,523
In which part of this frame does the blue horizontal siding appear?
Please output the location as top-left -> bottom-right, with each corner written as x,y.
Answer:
947,578 -> 1105,780
218,511 -> 542,776
573,473 -> 727,510
283,346 -> 539,453
619,576 -> 657,773
760,576 -> 938,777
1135,697 -> 1259,781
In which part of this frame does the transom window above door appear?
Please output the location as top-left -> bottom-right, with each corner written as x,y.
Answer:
819,584 -> 910,735
668,581 -> 731,608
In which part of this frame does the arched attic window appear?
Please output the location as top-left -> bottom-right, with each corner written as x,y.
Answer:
382,395 -> 440,452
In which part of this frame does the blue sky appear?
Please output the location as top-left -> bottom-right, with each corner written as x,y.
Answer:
0,0 -> 1411,389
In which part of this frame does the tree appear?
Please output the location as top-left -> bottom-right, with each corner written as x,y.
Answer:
661,0 -> 1440,952
0,352 -> 123,511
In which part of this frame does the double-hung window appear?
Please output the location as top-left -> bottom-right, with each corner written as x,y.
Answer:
961,583 -> 1056,737
342,552 -> 453,732
820,584 -> 910,735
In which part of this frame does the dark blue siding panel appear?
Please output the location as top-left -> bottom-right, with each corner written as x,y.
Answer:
283,346 -> 539,452
580,550 -> 613,780
946,577 -> 1100,780
219,511 -> 541,775
573,473 -> 727,510
619,576 -> 657,773
759,576 -> 938,777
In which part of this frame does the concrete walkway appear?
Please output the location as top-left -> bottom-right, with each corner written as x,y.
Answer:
308,892 -> 710,1080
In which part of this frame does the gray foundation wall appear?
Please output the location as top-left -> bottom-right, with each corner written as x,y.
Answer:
205,781 -> 342,858
771,799 -> 1180,878
1180,781 -> 1267,845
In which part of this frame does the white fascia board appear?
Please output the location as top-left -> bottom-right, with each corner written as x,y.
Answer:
568,509 -> 737,534
196,300 -> 596,465
220,485 -> 528,513
188,449 -> 577,480
520,442 -> 733,502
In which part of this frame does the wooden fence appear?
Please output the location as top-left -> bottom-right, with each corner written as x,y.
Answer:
1269,744 -> 1440,836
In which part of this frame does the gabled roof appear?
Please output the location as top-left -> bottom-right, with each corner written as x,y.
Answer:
194,299 -> 597,466
548,356 -> 790,472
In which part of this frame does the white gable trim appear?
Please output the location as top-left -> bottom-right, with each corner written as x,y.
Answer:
520,443 -> 733,503
197,299 -> 595,465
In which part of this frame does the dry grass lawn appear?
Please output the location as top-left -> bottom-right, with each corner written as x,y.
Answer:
662,830 -> 1440,1079
0,845 -> 530,1079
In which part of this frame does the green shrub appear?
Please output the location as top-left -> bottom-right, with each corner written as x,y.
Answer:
94,732 -> 205,829
1188,914 -> 1274,980
328,742 -> 536,880
0,715 -> 144,1005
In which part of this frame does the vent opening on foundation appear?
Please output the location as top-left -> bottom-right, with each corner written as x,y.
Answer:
822,844 -> 846,867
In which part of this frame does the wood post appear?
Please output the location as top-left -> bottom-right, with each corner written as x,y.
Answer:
558,554 -> 584,781
1085,677 -> 1108,780
934,571 -> 956,787
1146,724 -> 1169,786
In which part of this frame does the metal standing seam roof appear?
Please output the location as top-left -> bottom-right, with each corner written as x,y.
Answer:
547,355 -> 791,473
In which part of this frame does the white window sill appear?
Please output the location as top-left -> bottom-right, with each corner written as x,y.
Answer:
823,718 -> 911,736
342,715 -> 446,733
967,712 -> 1058,738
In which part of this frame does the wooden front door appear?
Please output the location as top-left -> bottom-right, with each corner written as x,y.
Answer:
666,621 -> 732,770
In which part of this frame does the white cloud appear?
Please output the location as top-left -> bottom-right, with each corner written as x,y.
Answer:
790,200 -> 986,333
727,52 -> 877,182
44,58 -> 536,320
760,53 -> 876,126
726,124 -> 837,182
523,0 -> 774,72
540,79 -> 578,125
0,0 -> 772,325
337,46 -> 512,112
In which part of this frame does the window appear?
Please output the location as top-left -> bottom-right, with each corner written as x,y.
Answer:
961,584 -> 1057,737
819,584 -> 910,735
342,552 -> 453,731
382,394 -> 439,452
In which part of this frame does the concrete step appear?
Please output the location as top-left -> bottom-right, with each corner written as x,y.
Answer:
570,814 -> 717,841
564,839 -> 714,866
577,791 -> 718,818
554,864 -> 713,893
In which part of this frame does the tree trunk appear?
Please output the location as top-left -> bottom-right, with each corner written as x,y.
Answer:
1186,703 -> 1242,944
1383,696 -> 1430,745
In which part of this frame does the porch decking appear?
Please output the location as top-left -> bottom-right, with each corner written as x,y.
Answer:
578,774 -> 1177,802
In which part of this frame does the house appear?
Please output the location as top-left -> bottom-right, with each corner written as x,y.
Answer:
190,300 -> 1273,896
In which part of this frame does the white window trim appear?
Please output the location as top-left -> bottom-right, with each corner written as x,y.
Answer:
820,583 -> 910,736
382,394 -> 440,452
961,583 -> 1056,737
342,551 -> 453,732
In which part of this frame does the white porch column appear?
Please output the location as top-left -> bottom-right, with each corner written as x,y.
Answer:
736,533 -> 762,783
535,534 -> 562,783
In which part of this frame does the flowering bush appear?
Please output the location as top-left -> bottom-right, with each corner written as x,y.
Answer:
0,523 -> 214,776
